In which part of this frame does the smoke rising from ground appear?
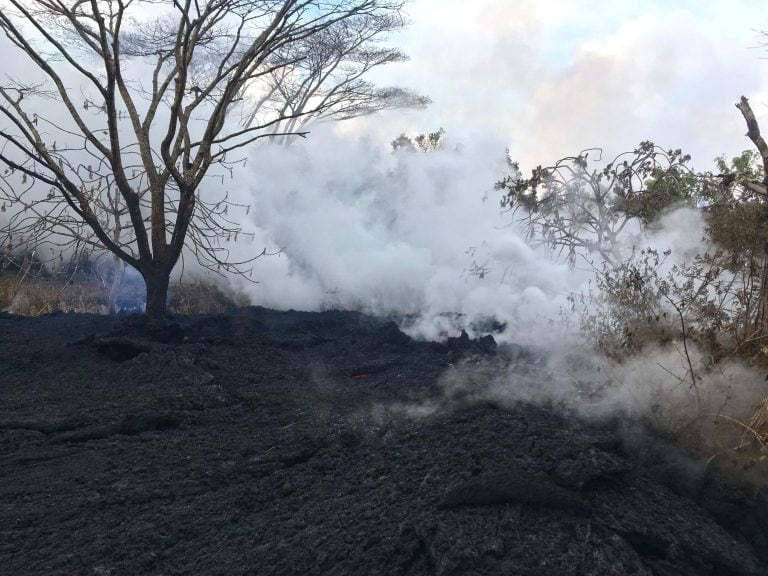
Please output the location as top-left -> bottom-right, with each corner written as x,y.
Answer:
218,128 -> 767,445
223,128 -> 586,344
225,130 -> 714,342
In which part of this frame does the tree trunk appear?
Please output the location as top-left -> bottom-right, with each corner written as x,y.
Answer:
736,96 -> 768,335
759,240 -> 768,335
143,268 -> 170,320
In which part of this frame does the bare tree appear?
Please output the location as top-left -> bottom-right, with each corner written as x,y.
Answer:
241,8 -> 429,143
0,0 -> 415,319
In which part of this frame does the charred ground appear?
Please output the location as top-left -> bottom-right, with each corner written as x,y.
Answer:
0,307 -> 766,576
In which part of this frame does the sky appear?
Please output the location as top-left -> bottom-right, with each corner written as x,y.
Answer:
352,0 -> 768,171
2,0 -> 766,169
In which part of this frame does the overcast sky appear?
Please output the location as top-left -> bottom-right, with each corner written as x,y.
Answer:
351,0 -> 768,170
2,1 -> 765,168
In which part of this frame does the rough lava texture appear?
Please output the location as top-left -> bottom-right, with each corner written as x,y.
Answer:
0,307 -> 766,576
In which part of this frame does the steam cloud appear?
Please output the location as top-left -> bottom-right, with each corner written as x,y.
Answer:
211,126 -> 767,446
222,127 -> 587,344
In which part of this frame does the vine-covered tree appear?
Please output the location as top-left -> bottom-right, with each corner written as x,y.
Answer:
0,0 -> 418,318
496,142 -> 699,266
537,97 -> 768,364
704,97 -> 768,337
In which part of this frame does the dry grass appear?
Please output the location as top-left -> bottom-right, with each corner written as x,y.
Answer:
169,281 -> 248,314
744,396 -> 768,450
0,273 -> 107,315
0,270 -> 247,316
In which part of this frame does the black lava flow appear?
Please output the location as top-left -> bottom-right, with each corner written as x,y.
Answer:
1,307 -> 766,576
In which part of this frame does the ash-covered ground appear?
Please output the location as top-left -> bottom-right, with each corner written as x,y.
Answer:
1,307 -> 766,576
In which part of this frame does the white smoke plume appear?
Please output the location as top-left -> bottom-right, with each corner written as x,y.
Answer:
215,127 -> 767,452
221,126 -> 588,345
